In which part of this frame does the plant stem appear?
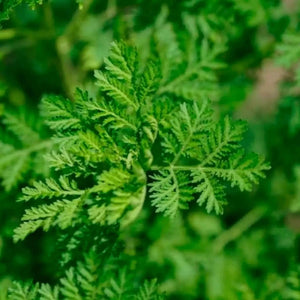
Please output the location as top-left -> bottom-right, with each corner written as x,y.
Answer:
0,29 -> 53,40
0,29 -> 17,40
212,206 -> 268,253
43,1 -> 77,100
64,0 -> 94,39
55,0 -> 94,100
106,0 -> 117,19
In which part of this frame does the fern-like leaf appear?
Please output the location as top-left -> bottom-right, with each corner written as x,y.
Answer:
21,176 -> 83,202
191,170 -> 226,214
39,284 -> 60,300
41,95 -> 81,131
8,282 -> 39,300
135,279 -> 164,300
150,99 -> 268,215
149,170 -> 193,217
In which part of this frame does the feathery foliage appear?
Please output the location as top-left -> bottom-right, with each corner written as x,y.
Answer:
0,110 -> 51,191
2,0 -> 295,298
150,101 -> 269,216
11,40 -> 269,243
9,225 -> 164,300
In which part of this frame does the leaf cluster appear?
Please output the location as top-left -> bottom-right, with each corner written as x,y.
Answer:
10,41 -> 269,244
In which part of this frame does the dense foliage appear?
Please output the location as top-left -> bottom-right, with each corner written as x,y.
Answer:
0,0 -> 300,299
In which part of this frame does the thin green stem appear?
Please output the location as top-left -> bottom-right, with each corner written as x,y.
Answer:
54,0 -> 94,99
1,0 -> 94,99
0,29 -> 17,40
55,35 -> 77,100
212,206 -> 268,253
105,0 -> 117,19
151,164 -> 206,171
0,29 -> 53,40
63,0 -> 94,39
43,1 -> 77,100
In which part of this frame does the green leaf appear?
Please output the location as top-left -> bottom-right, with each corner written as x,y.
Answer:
149,169 -> 193,217
191,170 -> 225,214
41,95 -> 81,131
39,284 -> 60,300
94,72 -> 138,110
135,279 -> 164,300
21,176 -> 83,202
96,168 -> 131,193
14,198 -> 81,241
8,282 -> 39,300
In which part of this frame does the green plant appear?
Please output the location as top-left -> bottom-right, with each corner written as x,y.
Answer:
11,40 -> 268,240
0,0 -> 300,299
